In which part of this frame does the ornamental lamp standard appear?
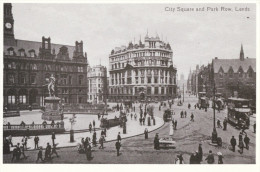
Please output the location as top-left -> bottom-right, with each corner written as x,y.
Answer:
211,81 -> 218,144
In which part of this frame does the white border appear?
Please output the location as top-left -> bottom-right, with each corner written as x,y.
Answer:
0,0 -> 259,172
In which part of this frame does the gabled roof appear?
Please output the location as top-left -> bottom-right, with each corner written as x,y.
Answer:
213,58 -> 256,73
4,39 -> 75,58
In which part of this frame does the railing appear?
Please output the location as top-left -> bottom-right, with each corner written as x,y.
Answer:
3,123 -> 64,131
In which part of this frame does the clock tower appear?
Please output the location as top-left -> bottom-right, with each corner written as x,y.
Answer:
4,3 -> 16,46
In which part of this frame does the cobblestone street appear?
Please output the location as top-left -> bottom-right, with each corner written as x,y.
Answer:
3,94 -> 256,164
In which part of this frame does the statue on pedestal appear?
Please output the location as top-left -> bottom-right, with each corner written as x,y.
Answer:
48,74 -> 56,97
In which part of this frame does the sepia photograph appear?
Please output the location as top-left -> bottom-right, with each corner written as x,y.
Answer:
1,1 -> 259,168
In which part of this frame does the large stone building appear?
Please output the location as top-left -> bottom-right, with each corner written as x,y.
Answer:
211,45 -> 256,102
108,33 -> 177,102
87,65 -> 108,103
3,3 -> 88,110
188,45 -> 256,104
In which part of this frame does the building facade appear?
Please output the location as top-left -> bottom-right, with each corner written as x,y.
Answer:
108,33 -> 177,102
211,45 -> 256,102
87,65 -> 108,103
189,45 -> 256,104
3,3 -> 88,110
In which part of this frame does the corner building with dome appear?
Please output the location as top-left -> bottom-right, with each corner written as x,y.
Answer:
108,33 -> 177,102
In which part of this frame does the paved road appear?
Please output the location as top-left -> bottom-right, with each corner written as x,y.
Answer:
3,94 -> 256,164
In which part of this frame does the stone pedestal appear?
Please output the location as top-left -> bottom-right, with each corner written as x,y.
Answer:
42,97 -> 62,121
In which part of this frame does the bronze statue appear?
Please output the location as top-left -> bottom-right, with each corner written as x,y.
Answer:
48,74 -> 56,97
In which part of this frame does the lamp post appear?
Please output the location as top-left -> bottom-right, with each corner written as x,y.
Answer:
211,81 -> 218,144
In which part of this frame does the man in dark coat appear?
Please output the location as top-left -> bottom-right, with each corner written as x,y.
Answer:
189,152 -> 197,164
144,128 -> 148,139
117,132 -> 121,142
230,136 -> 237,152
36,147 -> 44,163
92,132 -> 97,146
174,120 -> 177,130
45,143 -> 52,160
154,133 -> 159,150
253,122 -> 256,133
115,141 -> 121,156
244,134 -> 250,150
51,132 -> 56,146
223,118 -> 227,130
205,150 -> 215,164
198,143 -> 203,162
34,135 -> 39,149
89,123 -> 92,133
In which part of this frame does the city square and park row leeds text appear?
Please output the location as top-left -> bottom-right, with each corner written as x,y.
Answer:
165,6 -> 250,12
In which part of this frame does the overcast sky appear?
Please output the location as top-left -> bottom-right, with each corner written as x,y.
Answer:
12,3 -> 256,79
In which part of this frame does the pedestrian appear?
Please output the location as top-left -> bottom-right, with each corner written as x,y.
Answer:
3,137 -> 10,154
223,118 -> 227,130
93,120 -> 95,129
239,132 -> 243,141
180,111 -> 183,118
239,137 -> 244,154
115,140 -> 121,156
217,119 -> 222,128
175,154 -> 184,164
198,143 -> 203,162
174,120 -> 177,130
189,152 -> 197,164
159,106 -> 161,111
190,113 -> 194,122
8,135 -> 13,147
253,122 -> 256,133
194,104 -> 197,109
104,128 -> 107,137
20,145 -> 27,159
131,113 -> 133,120
217,152 -> 224,164
44,143 -> 52,161
230,136 -> 237,152
142,117 -> 145,125
205,150 -> 215,164
51,132 -> 56,146
16,143 -> 21,161
89,123 -> 92,133
144,128 -> 148,139
11,145 -> 18,162
92,131 -> 97,147
139,117 -> 142,125
244,134 -> 250,150
117,132 -> 121,142
184,111 -> 187,118
134,113 -> 137,120
99,136 -> 104,149
36,147 -> 44,163
86,144 -> 93,160
154,133 -> 159,150
34,135 -> 39,149
194,151 -> 201,164
51,144 -> 59,158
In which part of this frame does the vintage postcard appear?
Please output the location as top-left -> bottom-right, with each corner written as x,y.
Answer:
1,1 -> 259,171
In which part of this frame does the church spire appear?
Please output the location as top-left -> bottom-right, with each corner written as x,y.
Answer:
240,44 -> 244,60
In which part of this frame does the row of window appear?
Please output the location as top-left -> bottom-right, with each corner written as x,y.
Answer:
5,62 -> 85,73
218,70 -> 254,78
111,69 -> 174,79
110,86 -> 174,95
111,76 -> 175,85
110,51 -> 172,62
7,48 -> 36,58
6,73 -> 84,85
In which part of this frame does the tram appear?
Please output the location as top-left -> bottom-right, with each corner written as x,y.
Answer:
227,98 -> 251,129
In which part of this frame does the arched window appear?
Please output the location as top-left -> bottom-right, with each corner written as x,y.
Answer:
19,89 -> 27,104
78,75 -> 83,85
248,67 -> 253,78
7,89 -> 16,105
238,67 -> 244,78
